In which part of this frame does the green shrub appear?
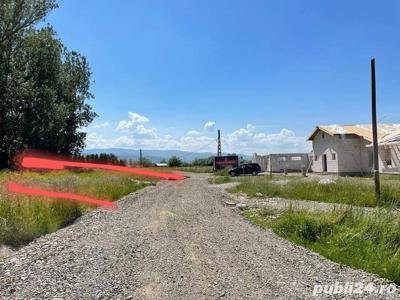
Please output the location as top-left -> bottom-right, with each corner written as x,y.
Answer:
168,156 -> 183,167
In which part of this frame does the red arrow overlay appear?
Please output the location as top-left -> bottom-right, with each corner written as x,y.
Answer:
21,157 -> 186,180
7,155 -> 186,208
7,182 -> 116,207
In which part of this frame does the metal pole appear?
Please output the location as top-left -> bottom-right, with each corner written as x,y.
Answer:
139,149 -> 143,167
371,58 -> 381,202
217,130 -> 222,156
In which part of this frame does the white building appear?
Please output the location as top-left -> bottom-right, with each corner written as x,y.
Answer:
308,124 -> 400,175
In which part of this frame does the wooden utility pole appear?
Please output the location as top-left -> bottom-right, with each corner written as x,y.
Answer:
371,58 -> 381,202
139,149 -> 143,167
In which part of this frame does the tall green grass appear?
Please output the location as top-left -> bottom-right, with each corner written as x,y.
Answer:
245,207 -> 400,284
0,170 -> 148,247
208,175 -> 232,184
177,166 -> 213,173
229,176 -> 400,207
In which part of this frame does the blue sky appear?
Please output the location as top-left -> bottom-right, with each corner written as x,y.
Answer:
47,0 -> 400,154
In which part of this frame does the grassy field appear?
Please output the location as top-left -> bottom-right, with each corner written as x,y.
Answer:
0,169 -> 154,247
145,166 -> 213,174
211,174 -> 400,207
245,207 -> 400,284
176,166 -> 213,173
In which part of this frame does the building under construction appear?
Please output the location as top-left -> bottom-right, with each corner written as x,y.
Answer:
252,153 -> 310,173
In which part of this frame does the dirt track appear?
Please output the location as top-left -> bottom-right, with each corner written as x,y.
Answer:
0,174 -> 397,299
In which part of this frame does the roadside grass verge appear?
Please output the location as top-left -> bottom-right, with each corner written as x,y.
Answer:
245,207 -> 400,284
0,170 -> 151,247
146,166 -> 213,174
208,176 -> 231,184
227,175 -> 400,208
176,166 -> 213,173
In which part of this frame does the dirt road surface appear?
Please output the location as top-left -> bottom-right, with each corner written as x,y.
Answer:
0,174 -> 398,299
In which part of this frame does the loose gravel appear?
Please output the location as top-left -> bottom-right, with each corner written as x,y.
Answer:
0,174 -> 398,299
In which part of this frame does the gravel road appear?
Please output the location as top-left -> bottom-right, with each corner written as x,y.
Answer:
0,174 -> 398,299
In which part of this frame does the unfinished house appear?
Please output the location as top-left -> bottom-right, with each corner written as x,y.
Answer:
252,153 -> 268,171
375,130 -> 400,173
308,124 -> 400,175
252,153 -> 310,172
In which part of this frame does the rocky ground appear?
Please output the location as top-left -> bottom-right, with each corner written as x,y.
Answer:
0,174 -> 398,299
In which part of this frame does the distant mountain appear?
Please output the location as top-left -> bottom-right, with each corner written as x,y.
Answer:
82,148 -> 251,163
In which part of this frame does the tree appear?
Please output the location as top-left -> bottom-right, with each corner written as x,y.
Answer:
0,1 -> 96,168
168,156 -> 183,167
192,156 -> 213,166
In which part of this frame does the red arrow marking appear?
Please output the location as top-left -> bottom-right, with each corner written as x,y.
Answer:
7,182 -> 116,208
21,157 -> 186,180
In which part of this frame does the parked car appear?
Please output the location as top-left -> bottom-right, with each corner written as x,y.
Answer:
228,163 -> 261,176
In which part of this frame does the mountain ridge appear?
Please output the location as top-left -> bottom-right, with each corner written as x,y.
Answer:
82,148 -> 251,163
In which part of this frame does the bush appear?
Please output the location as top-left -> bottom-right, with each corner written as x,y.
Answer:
168,156 -> 183,167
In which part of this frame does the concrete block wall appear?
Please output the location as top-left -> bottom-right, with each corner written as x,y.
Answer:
252,154 -> 268,171
311,132 -> 339,173
269,153 -> 309,172
312,131 -> 373,175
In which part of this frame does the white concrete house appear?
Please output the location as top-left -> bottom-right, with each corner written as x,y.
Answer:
308,124 -> 400,175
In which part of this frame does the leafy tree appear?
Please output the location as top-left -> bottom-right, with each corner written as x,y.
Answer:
0,0 -> 96,168
192,156 -> 213,166
168,156 -> 183,167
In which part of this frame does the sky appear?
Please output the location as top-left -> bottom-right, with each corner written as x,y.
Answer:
46,0 -> 400,155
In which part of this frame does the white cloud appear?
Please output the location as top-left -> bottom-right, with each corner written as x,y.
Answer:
223,125 -> 309,154
93,122 -> 110,129
114,112 -> 157,139
135,124 -> 157,138
85,122 -> 309,155
85,132 -> 112,149
204,121 -> 216,131
116,112 -> 149,131
186,130 -> 200,136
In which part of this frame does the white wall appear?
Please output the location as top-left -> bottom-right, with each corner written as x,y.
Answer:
378,144 -> 400,174
269,154 -> 309,172
312,132 -> 374,174
252,154 -> 268,171
311,132 -> 339,173
336,135 -> 373,174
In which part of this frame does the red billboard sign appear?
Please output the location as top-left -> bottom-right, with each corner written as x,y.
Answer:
213,155 -> 239,170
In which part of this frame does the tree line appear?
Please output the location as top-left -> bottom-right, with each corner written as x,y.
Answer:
73,153 -> 127,166
0,0 -> 96,169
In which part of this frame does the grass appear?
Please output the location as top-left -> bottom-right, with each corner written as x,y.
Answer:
226,175 -> 400,208
0,169 -> 152,247
176,166 -> 213,173
245,207 -> 400,284
208,175 -> 231,184
145,166 -> 213,174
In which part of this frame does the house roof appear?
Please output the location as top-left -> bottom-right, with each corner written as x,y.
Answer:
307,124 -> 400,142
375,129 -> 400,146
